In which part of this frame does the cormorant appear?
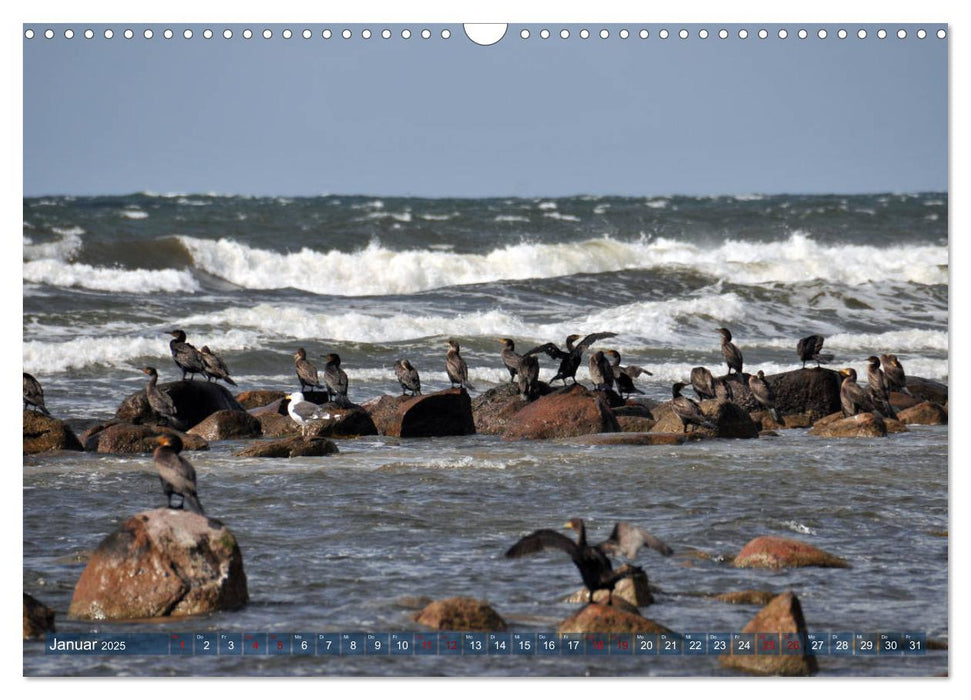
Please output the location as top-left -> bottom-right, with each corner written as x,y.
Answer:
525,332 -> 617,386
497,338 -> 522,382
517,353 -> 540,401
322,353 -> 349,404
797,334 -> 834,368
588,350 -> 614,391
716,328 -> 744,376
748,370 -> 781,422
866,356 -> 897,417
141,366 -> 178,425
880,354 -> 912,396
690,366 -> 717,401
285,391 -> 328,437
505,518 -> 671,604
152,434 -> 204,514
199,346 -> 237,386
446,339 -> 476,391
294,348 -> 323,392
671,382 -> 717,433
838,368 -> 871,417
605,350 -> 652,399
168,330 -> 206,381
394,359 -> 421,396
23,373 -> 50,415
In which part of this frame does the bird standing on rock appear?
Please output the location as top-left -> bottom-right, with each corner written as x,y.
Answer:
168,330 -> 206,381
497,338 -> 522,382
604,350 -> 651,399
588,350 -> 614,391
525,332 -> 617,386
294,348 -> 323,393
23,373 -> 50,415
880,354 -> 912,396
865,356 -> 897,417
797,334 -> 833,368
517,353 -> 540,401
716,328 -> 744,376
199,346 -> 237,386
446,339 -> 476,391
671,382 -> 717,433
748,370 -> 781,422
839,368 -> 870,417
141,366 -> 178,425
394,359 -> 421,396
322,353 -> 349,404
285,391 -> 329,437
152,434 -> 204,515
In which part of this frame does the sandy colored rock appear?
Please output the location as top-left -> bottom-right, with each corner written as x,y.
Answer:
188,409 -> 262,441
615,416 -> 658,433
116,380 -> 244,430
502,384 -> 619,440
233,436 -> 339,458
719,592 -> 818,676
23,593 -> 55,640
365,389 -> 476,437
81,422 -> 208,453
650,399 -> 759,439
23,411 -> 83,454
809,412 -> 888,438
563,566 -> 653,607
714,590 -> 777,605
897,401 -> 948,426
557,603 -> 673,635
235,390 -> 286,410
415,596 -> 507,631
68,508 -> 248,620
733,536 -> 849,569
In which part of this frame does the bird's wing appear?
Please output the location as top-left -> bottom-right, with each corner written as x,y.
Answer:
600,522 -> 674,558
523,342 -> 567,359
505,529 -> 579,558
575,332 -> 618,353
290,400 -> 324,421
624,364 -> 653,378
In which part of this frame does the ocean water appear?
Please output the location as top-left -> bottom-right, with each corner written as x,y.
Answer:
22,193 -> 948,676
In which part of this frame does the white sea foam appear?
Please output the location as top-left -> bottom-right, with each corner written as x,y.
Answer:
537,201 -> 557,210
22,259 -> 200,293
494,215 -> 529,222
645,198 -> 669,209
121,210 -> 149,220
23,226 -> 85,261
175,231 -> 947,297
543,212 -> 581,222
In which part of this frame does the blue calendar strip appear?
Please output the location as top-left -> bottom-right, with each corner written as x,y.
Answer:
43,632 -> 929,656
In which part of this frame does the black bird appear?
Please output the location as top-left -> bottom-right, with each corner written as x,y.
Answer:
152,434 -> 204,515
604,350 -> 651,399
199,346 -> 237,386
588,350 -> 614,391
517,353 -> 540,401
880,354 -> 912,396
690,366 -> 717,401
671,382 -> 717,433
394,359 -> 421,396
839,368 -> 871,417
505,519 -> 672,604
446,339 -> 476,391
294,348 -> 323,392
748,370 -> 781,422
525,332 -> 617,386
322,353 -> 349,404
168,330 -> 206,381
141,366 -> 178,425
716,328 -> 744,376
797,334 -> 834,368
497,338 -> 522,382
866,356 -> 897,417
23,373 -> 50,415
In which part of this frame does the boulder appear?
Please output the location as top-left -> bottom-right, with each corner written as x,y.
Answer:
713,590 -> 777,606
277,395 -> 378,438
616,416 -> 658,433
415,597 -> 507,631
68,509 -> 248,620
733,536 -> 849,569
719,592 -> 818,676
557,603 -> 672,635
23,593 -> 55,640
23,411 -> 83,454
650,399 -> 759,439
235,390 -> 286,410
471,383 -> 531,435
563,566 -> 653,607
115,380 -> 244,430
502,384 -> 619,440
364,389 -> 476,437
233,436 -> 339,458
809,412 -> 889,438
613,402 -> 657,419
562,432 -> 685,446
81,423 -> 208,454
897,401 -> 948,426
904,377 -> 948,406
256,411 -> 300,438
720,369 -> 842,420
187,410 -> 262,441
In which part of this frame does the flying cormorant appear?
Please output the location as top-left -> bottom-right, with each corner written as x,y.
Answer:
605,350 -> 652,399
152,434 -> 204,514
716,328 -> 744,376
866,356 -> 897,417
394,359 -> 421,396
497,338 -> 522,382
525,332 -> 617,386
322,353 -> 349,404
588,350 -> 614,391
141,366 -> 178,425
23,373 -> 50,415
671,382 -> 717,433
168,330 -> 206,381
748,369 -> 781,422
838,368 -> 871,417
199,346 -> 237,386
797,334 -> 834,368
446,339 -> 476,391
294,348 -> 323,392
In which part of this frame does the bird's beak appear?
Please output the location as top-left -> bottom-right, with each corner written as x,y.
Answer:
563,521 -> 574,530
838,369 -> 850,376
284,394 -> 292,400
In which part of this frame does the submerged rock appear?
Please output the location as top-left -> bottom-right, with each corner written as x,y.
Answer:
68,508 -> 248,620
233,435 -> 339,458
718,592 -> 818,676
809,412 -> 889,438
23,593 -> 55,640
364,388 -> 476,437
23,411 -> 83,454
713,590 -> 777,606
502,384 -> 619,440
733,536 -> 849,569
415,597 -> 507,631
116,380 -> 244,429
556,603 -> 672,635
563,566 -> 654,607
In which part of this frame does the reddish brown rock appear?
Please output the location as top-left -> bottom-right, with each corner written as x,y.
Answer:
557,603 -> 672,634
616,416 -> 658,433
23,593 -> 55,640
364,389 -> 476,437
81,423 -> 208,453
257,411 -> 300,438
23,411 -> 83,454
415,597 -> 507,631
471,383 -> 531,435
713,590 -> 777,606
719,592 -> 818,676
563,432 -> 685,446
272,395 -> 378,438
650,399 -> 759,439
235,390 -> 286,410
68,509 -> 248,620
809,412 -> 889,438
502,384 -> 619,440
187,409 -> 262,441
733,536 -> 849,569
233,436 -> 339,458
116,380 -> 244,430
563,566 -> 653,607
897,401 -> 948,426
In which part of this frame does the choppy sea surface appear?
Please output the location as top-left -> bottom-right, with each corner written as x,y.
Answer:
23,193 -> 948,676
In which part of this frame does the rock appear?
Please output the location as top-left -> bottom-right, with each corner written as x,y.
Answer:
719,592 -> 818,676
276,395 -> 378,438
733,536 -> 849,569
415,597 -> 507,631
562,432 -> 685,446
809,412 -> 889,438
471,383 -> 531,435
613,402 -> 657,418
364,389 -> 476,437
502,384 -> 619,440
233,436 -> 339,458
235,390 -> 286,410
883,418 -> 910,434
905,377 -> 948,406
257,411 -> 300,438
23,411 -> 83,454
81,423 -> 208,453
23,593 -> 55,640
115,380 -> 244,430
650,399 -> 759,439
780,412 -> 814,429
616,416 -> 658,433
248,398 -> 287,417
722,369 -> 842,420
187,410 -> 262,441
713,590 -> 777,606
68,509 -> 248,620
897,401 -> 948,426
563,566 -> 653,607
557,603 -> 673,635
888,391 -> 921,411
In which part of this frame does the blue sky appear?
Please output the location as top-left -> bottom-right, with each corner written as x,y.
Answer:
22,21 -> 947,197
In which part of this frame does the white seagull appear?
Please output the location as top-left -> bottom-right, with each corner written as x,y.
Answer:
285,391 -> 330,437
